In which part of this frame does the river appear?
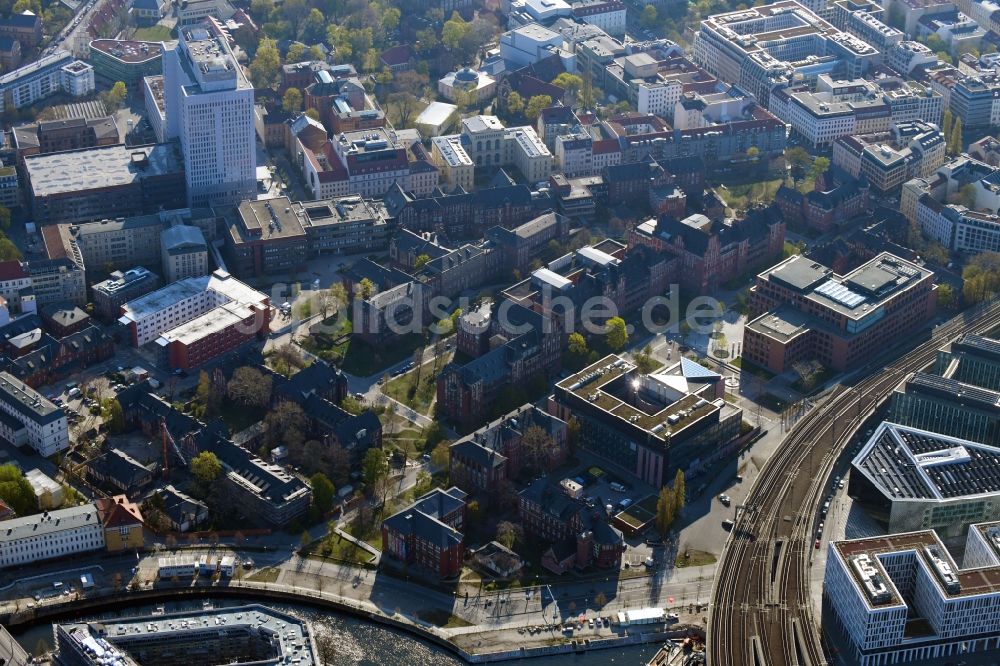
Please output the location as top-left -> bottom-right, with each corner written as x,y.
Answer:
11,598 -> 663,665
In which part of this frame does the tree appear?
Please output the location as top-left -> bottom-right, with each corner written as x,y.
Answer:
357,278 -> 376,299
303,9 -> 325,42
672,469 -> 686,516
329,282 -> 348,310
310,472 -> 335,514
362,447 -> 388,487
568,332 -> 588,357
269,400 -> 308,447
305,108 -> 320,121
442,11 -> 469,50
106,81 -> 127,109
496,521 -> 522,550
191,451 -> 222,485
430,440 -> 450,469
580,66 -> 595,109
195,370 -> 221,418
655,485 -> 675,535
250,0 -> 273,18
949,183 -> 977,209
809,156 -> 830,182
949,117 -> 964,155
746,146 -> 760,160
641,4 -> 658,27
250,38 -> 281,88
286,42 -> 307,63
521,425 -> 555,473
270,344 -> 305,377
942,108 -> 953,139
963,252 -> 1000,304
282,87 -> 303,114
937,282 -> 955,309
340,395 -> 365,415
0,237 -> 20,261
382,7 -> 401,30
506,91 -> 524,116
785,146 -> 811,182
227,366 -> 273,408
551,73 -> 583,95
634,348 -> 657,375
103,398 -> 124,434
413,253 -> 431,270
386,92 -> 420,128
605,316 -> 628,351
525,94 -> 552,121
0,464 -> 36,516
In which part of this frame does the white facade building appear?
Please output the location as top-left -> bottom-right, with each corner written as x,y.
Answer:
0,372 -> 67,456
499,23 -> 568,69
118,269 -> 267,347
431,135 -> 475,192
570,0 -> 626,36
826,527 -> 1000,665
504,126 -> 552,183
0,504 -> 105,568
160,225 -> 208,282
0,51 -> 94,113
163,19 -> 255,208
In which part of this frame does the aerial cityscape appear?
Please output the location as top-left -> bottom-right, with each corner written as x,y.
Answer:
0,0 -> 999,663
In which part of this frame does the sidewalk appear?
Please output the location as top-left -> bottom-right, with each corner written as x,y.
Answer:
333,526 -> 380,559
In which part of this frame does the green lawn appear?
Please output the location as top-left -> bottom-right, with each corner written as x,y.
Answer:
382,355 -> 451,414
133,24 -> 173,40
675,550 -> 717,568
305,534 -> 373,566
247,567 -> 280,582
341,333 -> 425,377
218,400 -> 262,434
716,179 -> 783,211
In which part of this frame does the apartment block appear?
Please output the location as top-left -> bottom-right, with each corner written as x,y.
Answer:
0,371 -> 68,456
117,270 -> 269,370
0,504 -> 104,568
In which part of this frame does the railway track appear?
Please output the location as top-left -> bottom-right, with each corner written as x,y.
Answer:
708,299 -> 1000,666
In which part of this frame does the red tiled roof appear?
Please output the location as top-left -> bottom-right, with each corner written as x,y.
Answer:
380,44 -> 414,67
0,260 -> 27,281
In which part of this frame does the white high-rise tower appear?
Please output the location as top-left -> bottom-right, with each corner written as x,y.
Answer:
163,19 -> 255,208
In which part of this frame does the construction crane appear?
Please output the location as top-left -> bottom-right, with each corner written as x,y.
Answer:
160,418 -> 188,479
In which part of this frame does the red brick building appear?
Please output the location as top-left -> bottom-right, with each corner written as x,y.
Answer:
519,477 -> 625,575
775,170 -> 870,233
381,487 -> 467,578
742,252 -> 937,373
627,205 -> 786,295
449,404 -> 568,497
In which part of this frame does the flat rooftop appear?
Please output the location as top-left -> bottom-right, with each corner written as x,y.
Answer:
836,531 -> 1000,600
745,306 -> 813,342
89,39 -> 163,63
56,604 -> 319,665
432,135 -> 474,167
0,371 -> 63,424
762,252 -> 933,319
296,195 -> 382,228
25,143 -> 183,198
555,354 -> 722,443
119,270 -> 267,323
156,300 -> 256,346
234,197 -> 306,241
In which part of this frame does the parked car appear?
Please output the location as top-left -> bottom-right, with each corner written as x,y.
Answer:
719,494 -> 731,506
